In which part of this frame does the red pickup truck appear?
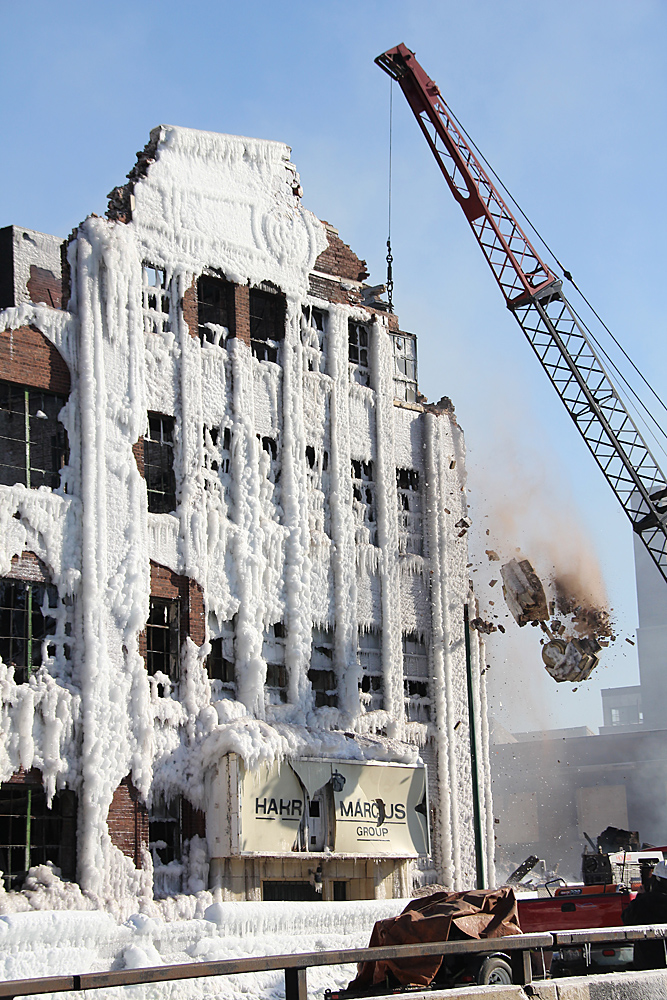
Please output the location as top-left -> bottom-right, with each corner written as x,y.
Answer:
518,883 -> 635,975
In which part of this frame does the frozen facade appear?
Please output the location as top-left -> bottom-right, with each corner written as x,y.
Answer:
0,126 -> 493,914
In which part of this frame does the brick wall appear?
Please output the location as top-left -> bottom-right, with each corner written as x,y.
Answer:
233,284 -> 251,347
314,223 -> 369,282
108,776 -> 149,868
5,551 -> 50,583
182,278 -> 199,341
0,325 -> 70,395
26,266 -> 62,309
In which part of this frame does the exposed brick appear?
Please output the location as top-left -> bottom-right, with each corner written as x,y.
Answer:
27,266 -> 62,309
314,223 -> 369,282
182,277 -> 199,341
188,578 -> 206,647
133,438 -> 145,477
6,767 -> 43,785
233,284 -> 251,347
0,325 -> 70,395
108,775 -> 149,868
5,551 -> 50,583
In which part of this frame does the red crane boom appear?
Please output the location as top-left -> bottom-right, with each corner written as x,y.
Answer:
376,43 -> 667,586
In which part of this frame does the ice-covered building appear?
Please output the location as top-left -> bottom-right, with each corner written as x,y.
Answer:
0,127 -> 493,912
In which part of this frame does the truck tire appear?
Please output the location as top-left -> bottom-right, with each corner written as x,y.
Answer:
476,956 -> 513,985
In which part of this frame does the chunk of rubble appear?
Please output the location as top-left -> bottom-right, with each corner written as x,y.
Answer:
470,617 -> 497,635
541,636 -> 601,683
500,558 -> 549,626
486,549 -> 500,561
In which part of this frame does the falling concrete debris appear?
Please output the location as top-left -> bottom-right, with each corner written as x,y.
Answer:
499,558 -> 616,683
485,549 -> 500,561
500,558 -> 549,626
541,635 -> 601,683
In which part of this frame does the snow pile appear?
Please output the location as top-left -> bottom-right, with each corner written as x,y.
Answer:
0,897 -> 407,1000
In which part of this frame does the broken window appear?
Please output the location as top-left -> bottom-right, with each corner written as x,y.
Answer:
263,622 -> 287,705
258,434 -> 281,514
146,597 -> 180,684
391,333 -> 418,403
0,783 -> 77,890
301,305 -> 327,373
197,273 -> 235,346
351,459 -> 377,546
142,264 -> 171,335
0,381 -> 68,490
249,285 -> 285,362
358,627 -> 383,712
402,632 -> 430,723
145,414 -> 177,513
149,792 -> 181,869
396,468 -> 424,556
306,443 -> 330,536
208,618 -> 236,698
348,321 -> 370,387
203,424 -> 232,505
0,578 -> 58,684
309,625 -> 337,708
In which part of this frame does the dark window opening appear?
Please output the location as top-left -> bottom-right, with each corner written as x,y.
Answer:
142,264 -> 171,335
309,625 -> 337,708
348,322 -> 370,386
261,436 -> 278,462
0,578 -> 58,683
145,414 -> 176,513
333,880 -> 348,901
308,800 -> 320,817
306,445 -> 315,469
397,468 -> 423,556
264,622 -> 287,705
301,306 -> 327,372
146,597 -> 180,685
149,793 -> 181,866
403,632 -> 430,723
203,424 -> 232,500
250,287 -> 285,362
0,382 -> 68,491
351,460 -> 377,545
358,628 -> 383,712
208,620 -> 235,699
197,274 -> 235,346
262,881 -> 321,901
0,783 -> 77,890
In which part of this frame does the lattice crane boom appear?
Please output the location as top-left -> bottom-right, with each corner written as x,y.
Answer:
376,43 -> 667,585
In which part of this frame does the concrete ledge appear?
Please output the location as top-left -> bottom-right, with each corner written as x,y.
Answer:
404,968 -> 667,999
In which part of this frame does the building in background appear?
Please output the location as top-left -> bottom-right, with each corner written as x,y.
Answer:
0,126 -> 493,909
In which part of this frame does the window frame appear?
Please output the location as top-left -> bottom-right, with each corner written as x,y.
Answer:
249,285 -> 285,363
146,596 -> 180,683
141,264 -> 171,335
0,380 -> 68,491
197,273 -> 235,347
145,414 -> 177,514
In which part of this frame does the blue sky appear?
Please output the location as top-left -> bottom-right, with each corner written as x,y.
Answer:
1,0 -> 665,731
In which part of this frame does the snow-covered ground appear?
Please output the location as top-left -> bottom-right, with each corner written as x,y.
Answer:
0,897 -> 407,1000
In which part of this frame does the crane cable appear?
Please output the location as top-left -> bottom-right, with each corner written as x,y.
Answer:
447,107 -> 667,439
386,78 -> 394,312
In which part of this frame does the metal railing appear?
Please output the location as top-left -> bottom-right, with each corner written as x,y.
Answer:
0,925 -> 665,1000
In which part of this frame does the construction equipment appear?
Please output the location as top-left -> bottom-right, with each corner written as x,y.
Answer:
375,44 -> 667,589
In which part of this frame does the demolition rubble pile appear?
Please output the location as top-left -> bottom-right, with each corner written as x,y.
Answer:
472,557 -> 616,683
